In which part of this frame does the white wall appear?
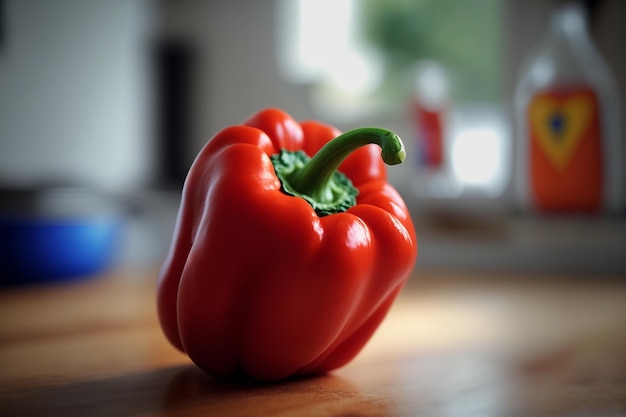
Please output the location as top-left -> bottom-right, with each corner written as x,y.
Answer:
0,0 -> 154,191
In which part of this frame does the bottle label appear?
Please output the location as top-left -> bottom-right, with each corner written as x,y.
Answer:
528,87 -> 603,212
413,103 -> 444,169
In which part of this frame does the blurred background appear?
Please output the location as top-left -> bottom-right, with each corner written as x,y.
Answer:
1,0 -> 625,284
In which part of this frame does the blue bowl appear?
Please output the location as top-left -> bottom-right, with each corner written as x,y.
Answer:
0,187 -> 123,286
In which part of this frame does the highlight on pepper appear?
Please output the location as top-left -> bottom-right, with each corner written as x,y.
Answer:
157,108 -> 417,381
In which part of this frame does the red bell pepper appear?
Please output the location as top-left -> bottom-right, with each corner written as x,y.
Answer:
157,108 -> 417,381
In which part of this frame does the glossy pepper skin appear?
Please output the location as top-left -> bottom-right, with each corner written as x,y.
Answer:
157,108 -> 417,381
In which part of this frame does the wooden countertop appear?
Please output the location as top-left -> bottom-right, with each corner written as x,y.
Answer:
1,269 -> 625,416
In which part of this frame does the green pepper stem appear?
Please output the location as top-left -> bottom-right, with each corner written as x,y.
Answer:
289,127 -> 405,202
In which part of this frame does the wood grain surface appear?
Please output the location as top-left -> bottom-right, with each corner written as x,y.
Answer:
1,269 -> 625,416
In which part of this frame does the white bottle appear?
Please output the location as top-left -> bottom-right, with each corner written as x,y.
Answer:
515,2 -> 622,215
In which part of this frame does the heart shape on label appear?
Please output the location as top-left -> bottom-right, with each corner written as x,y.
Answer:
529,92 -> 594,170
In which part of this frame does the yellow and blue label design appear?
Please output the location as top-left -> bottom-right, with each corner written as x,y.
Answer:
527,88 -> 603,212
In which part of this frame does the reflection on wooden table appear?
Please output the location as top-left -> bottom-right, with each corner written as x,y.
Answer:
1,269 -> 625,416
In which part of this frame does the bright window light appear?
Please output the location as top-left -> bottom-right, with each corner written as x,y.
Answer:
276,0 -> 355,84
275,0 -> 382,99
448,106 -> 509,197
451,128 -> 501,186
